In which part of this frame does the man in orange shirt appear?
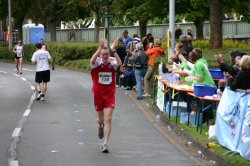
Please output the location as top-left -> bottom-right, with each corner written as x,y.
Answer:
143,39 -> 164,97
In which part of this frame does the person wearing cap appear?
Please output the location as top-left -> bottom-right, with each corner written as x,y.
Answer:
31,43 -> 52,101
13,40 -> 24,74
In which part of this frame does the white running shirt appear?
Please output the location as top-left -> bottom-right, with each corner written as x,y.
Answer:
16,45 -> 23,57
31,49 -> 51,71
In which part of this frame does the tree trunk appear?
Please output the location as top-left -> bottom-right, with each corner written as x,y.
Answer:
139,21 -> 147,38
48,21 -> 57,42
194,20 -> 204,39
94,13 -> 100,43
209,0 -> 223,48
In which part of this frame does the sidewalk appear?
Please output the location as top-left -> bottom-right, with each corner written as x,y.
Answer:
124,89 -> 236,166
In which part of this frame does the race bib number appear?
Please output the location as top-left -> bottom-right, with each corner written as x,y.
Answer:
98,72 -> 112,85
17,53 -> 22,57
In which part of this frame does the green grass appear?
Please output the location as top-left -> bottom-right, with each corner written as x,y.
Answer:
157,109 -> 250,166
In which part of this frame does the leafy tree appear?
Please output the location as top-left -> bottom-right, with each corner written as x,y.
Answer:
233,0 -> 250,22
80,0 -> 110,42
0,0 -> 8,19
112,0 -> 168,38
12,0 -> 32,41
182,0 -> 210,39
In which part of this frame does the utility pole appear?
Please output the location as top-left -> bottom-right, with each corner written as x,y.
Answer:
169,0 -> 175,58
8,0 -> 12,50
104,0 -> 110,48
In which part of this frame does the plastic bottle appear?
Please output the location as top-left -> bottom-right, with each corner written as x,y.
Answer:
156,115 -> 160,123
216,87 -> 221,98
158,62 -> 163,76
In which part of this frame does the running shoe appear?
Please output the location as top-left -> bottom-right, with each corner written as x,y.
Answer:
36,92 -> 42,101
101,144 -> 109,153
19,71 -> 22,74
98,124 -> 104,139
40,94 -> 45,101
142,93 -> 151,97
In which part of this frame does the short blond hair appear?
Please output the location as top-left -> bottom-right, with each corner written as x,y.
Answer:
154,38 -> 161,46
240,55 -> 250,69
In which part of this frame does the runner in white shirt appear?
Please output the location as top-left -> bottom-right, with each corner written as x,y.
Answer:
31,43 -> 52,101
13,40 -> 24,74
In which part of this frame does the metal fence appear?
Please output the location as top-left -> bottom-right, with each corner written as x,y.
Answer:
45,20 -> 250,42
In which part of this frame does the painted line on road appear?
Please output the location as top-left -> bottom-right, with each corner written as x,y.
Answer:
23,109 -> 31,117
12,74 -> 19,77
0,71 -> 7,73
9,160 -> 18,166
20,77 -> 27,81
22,68 -> 35,72
30,86 -> 35,91
12,128 -> 21,137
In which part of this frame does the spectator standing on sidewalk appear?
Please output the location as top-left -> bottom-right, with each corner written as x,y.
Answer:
143,39 -> 164,97
90,39 -> 122,153
31,43 -> 52,101
115,40 -> 127,88
13,40 -> 24,74
175,24 -> 183,40
129,42 -> 148,100
122,29 -> 132,48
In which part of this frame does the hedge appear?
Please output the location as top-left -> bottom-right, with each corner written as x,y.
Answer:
0,42 -> 98,66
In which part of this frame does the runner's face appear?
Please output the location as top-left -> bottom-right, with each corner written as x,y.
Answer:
100,49 -> 110,63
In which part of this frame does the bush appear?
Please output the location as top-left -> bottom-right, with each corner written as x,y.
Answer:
0,47 -> 13,60
0,42 -> 98,67
46,42 -> 98,65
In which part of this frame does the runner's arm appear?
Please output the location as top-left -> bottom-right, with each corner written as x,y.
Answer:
112,51 -> 122,66
90,39 -> 104,64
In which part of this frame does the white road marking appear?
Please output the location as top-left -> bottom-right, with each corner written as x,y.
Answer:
21,77 -> 27,81
77,129 -> 84,132
12,128 -> 21,137
78,142 -> 84,145
51,150 -> 59,153
0,71 -> 7,73
9,160 -> 18,166
31,86 -> 35,91
23,109 -> 31,117
22,68 -> 35,72
12,74 -> 19,77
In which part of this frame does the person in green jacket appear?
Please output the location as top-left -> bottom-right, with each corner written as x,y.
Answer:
179,48 -> 215,86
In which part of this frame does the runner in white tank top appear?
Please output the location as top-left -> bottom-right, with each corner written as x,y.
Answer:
13,40 -> 24,74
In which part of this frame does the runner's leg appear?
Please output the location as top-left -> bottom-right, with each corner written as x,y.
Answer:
97,111 -> 104,125
15,58 -> 19,73
103,107 -> 114,145
42,82 -> 47,95
19,58 -> 23,73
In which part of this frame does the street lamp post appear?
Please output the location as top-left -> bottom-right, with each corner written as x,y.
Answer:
169,0 -> 175,58
104,0 -> 111,48
8,0 -> 12,50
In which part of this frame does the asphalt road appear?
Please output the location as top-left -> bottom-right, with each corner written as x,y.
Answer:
0,62 -> 206,166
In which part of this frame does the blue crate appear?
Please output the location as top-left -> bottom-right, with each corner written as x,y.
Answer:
209,68 -> 224,79
194,84 -> 216,97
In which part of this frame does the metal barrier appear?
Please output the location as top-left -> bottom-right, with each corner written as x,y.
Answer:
44,20 -> 250,42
